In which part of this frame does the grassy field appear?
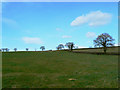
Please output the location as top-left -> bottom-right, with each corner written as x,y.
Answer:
73,46 -> 119,54
2,51 -> 118,88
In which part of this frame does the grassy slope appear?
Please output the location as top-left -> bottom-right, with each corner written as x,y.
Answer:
2,51 -> 118,88
73,46 -> 119,54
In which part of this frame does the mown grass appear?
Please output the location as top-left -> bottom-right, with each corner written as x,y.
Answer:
2,51 -> 118,88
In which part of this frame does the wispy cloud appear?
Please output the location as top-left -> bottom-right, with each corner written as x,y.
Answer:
71,11 -> 112,27
2,18 -> 17,24
86,32 -> 96,38
75,45 -> 87,48
62,35 -> 72,38
22,37 -> 42,44
56,28 -> 62,31
2,18 -> 18,28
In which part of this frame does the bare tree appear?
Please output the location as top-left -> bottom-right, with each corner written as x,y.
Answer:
57,44 -> 64,50
56,47 -> 60,50
40,46 -> 45,51
14,48 -> 17,52
2,48 -> 5,52
93,33 -> 115,54
26,48 -> 29,51
2,48 -> 9,52
65,42 -> 74,51
5,48 -> 9,52
56,47 -> 59,50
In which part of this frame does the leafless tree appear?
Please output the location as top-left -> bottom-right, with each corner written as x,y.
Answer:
93,33 -> 115,54
26,48 -> 29,51
40,46 -> 45,51
65,42 -> 74,51
14,48 -> 17,52
57,44 -> 64,50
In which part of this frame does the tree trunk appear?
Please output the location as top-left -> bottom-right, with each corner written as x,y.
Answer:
70,47 -> 72,51
104,47 -> 107,54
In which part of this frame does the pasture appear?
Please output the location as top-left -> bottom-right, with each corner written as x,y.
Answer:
2,51 -> 118,88
73,46 -> 119,54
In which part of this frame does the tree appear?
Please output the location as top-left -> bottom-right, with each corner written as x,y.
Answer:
2,48 -> 5,52
65,42 -> 74,51
57,44 -> 64,50
40,46 -> 45,51
5,48 -> 9,52
56,47 -> 60,50
93,33 -> 115,54
2,48 -> 9,52
26,48 -> 29,51
14,48 -> 17,52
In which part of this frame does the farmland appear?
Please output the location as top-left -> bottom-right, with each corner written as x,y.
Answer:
73,46 -> 119,54
2,48 -> 118,88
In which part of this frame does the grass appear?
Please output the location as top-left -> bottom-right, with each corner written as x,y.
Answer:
73,46 -> 119,54
2,51 -> 118,88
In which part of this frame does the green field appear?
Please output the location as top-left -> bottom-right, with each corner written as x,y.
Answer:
73,46 -> 119,54
2,51 -> 118,88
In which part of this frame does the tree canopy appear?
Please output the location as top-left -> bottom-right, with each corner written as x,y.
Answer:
65,42 -> 74,51
40,46 -> 45,51
93,33 -> 115,53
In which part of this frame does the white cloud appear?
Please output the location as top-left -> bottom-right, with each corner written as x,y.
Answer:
115,43 -> 120,46
2,18 -> 17,25
78,46 -> 87,48
86,32 -> 96,38
2,18 -> 18,28
62,35 -> 72,38
74,45 -> 87,49
56,28 -> 62,31
22,37 -> 42,44
114,44 -> 117,46
71,11 -> 112,27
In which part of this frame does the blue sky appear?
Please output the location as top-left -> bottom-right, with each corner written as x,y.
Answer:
2,2 -> 118,51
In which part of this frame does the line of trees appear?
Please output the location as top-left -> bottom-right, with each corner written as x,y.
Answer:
0,48 -> 9,52
56,33 -> 115,54
56,42 -> 75,51
0,33 -> 115,54
0,47 -> 45,52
